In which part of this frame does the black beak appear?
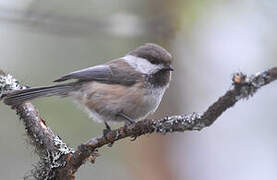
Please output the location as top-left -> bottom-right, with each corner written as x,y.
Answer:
165,65 -> 174,71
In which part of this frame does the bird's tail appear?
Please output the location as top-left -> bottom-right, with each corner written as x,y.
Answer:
2,83 -> 79,106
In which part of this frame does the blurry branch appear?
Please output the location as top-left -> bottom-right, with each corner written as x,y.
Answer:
0,7 -> 174,38
1,67 -> 277,180
0,7 -> 105,36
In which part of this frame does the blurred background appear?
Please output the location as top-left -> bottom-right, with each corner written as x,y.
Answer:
0,0 -> 277,179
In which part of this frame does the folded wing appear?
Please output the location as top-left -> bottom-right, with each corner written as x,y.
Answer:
54,65 -> 112,82
54,60 -> 143,86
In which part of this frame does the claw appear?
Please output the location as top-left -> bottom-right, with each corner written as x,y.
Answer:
130,135 -> 137,141
103,128 -> 111,137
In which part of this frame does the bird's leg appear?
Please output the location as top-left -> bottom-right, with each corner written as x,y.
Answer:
103,122 -> 114,147
103,122 -> 111,136
117,112 -> 135,124
117,113 -> 137,141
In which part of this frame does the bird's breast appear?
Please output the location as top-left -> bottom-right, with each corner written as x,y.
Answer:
71,81 -> 167,123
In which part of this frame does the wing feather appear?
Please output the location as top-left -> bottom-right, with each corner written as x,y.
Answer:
54,65 -> 112,82
53,59 -> 143,86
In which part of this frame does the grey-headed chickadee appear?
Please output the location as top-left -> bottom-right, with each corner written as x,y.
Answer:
3,43 -> 173,131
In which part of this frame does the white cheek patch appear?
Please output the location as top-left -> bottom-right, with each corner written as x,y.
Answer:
123,55 -> 163,74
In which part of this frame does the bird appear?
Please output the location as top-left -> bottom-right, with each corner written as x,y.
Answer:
3,43 -> 173,133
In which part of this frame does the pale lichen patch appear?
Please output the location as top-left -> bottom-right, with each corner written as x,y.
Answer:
0,73 -> 25,94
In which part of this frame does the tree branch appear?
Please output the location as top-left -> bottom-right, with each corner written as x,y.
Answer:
1,67 -> 277,180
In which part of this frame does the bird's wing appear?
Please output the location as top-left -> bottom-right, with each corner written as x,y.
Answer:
54,59 -> 143,86
54,65 -> 112,82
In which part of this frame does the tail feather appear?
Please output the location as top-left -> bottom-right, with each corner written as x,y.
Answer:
3,83 -> 78,106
